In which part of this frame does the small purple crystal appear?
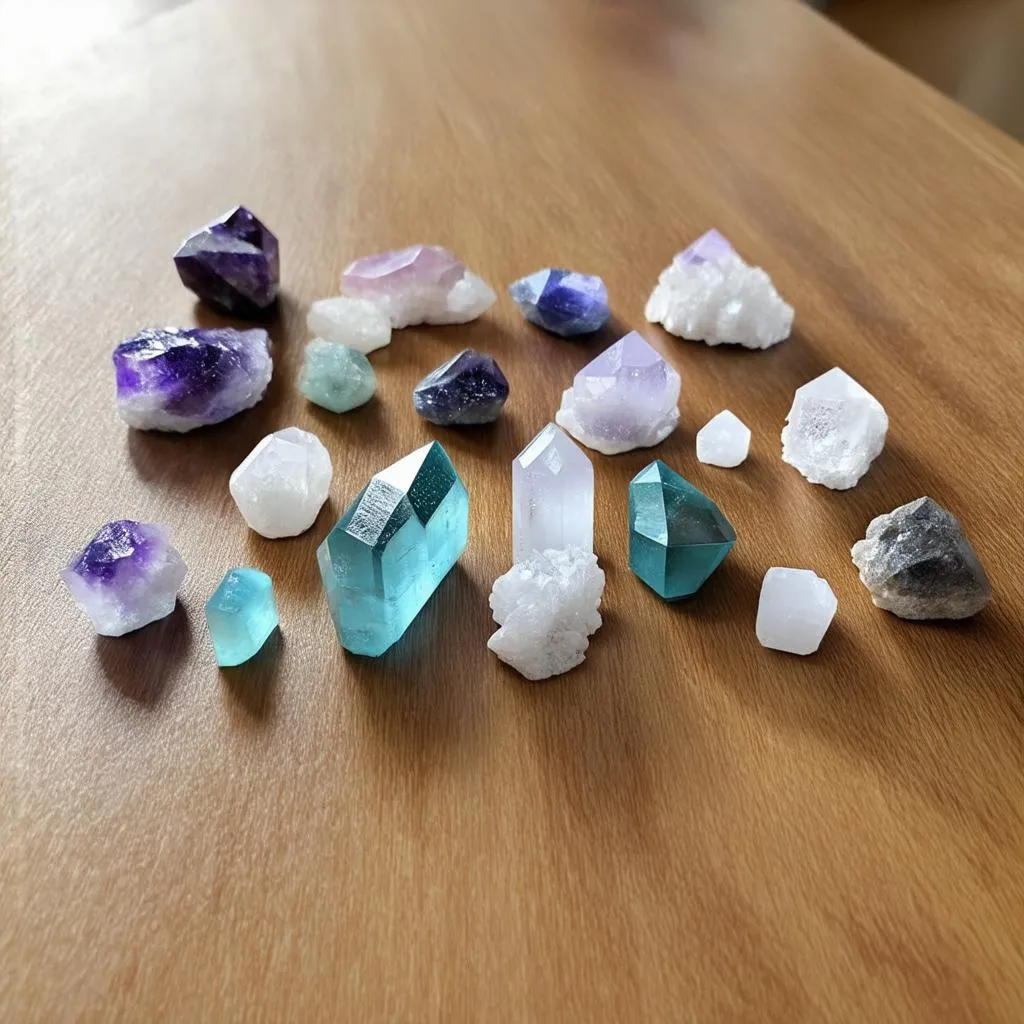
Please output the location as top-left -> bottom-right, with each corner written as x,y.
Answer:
174,206 -> 280,318
672,228 -> 735,269
113,327 -> 273,432
508,268 -> 610,337
61,520 -> 187,636
413,348 -> 509,425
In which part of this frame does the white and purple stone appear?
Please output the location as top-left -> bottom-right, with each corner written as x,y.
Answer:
672,228 -> 735,269
174,206 -> 280,318
412,349 -> 509,426
61,520 -> 187,636
508,268 -> 610,337
113,327 -> 273,433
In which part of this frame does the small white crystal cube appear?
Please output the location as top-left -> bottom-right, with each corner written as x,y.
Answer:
696,410 -> 751,467
756,567 -> 837,656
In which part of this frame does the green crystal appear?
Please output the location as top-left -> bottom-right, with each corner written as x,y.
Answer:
205,567 -> 279,666
628,461 -> 736,600
298,339 -> 377,413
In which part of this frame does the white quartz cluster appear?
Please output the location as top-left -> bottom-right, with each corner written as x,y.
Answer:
306,297 -> 392,354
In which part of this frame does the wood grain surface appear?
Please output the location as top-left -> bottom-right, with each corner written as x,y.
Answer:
4,0 -> 1024,1020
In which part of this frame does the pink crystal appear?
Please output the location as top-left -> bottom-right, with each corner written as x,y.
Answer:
342,245 -> 465,296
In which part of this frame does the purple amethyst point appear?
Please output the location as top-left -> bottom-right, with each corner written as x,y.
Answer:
413,349 -> 509,425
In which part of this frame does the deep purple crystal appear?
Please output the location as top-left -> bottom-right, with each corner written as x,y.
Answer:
70,520 -> 160,583
412,348 -> 509,425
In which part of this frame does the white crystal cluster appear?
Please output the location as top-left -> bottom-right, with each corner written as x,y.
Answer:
696,410 -> 751,467
306,297 -> 392,354
487,548 -> 605,680
755,567 -> 837,656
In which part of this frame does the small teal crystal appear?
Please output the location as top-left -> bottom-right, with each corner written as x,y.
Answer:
317,441 -> 469,656
205,567 -> 279,666
298,339 -> 377,413
628,461 -> 736,599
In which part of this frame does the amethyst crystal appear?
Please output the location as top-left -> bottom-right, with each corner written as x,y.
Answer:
508,268 -> 610,337
672,228 -> 735,268
413,349 -> 509,425
174,206 -> 280,318
113,327 -> 273,432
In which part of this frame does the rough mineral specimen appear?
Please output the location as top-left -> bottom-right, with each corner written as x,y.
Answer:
628,461 -> 736,599
341,244 -> 496,328
508,268 -> 610,337
61,520 -> 187,636
645,229 -> 793,349
487,548 -> 605,680
306,296 -> 392,354
173,206 -> 279,318
412,349 -> 509,425
756,567 -> 837,655
205,567 -> 279,666
555,331 -> 680,455
512,423 -> 593,561
317,441 -> 469,656
781,367 -> 887,489
229,427 -> 333,538
298,339 -> 377,413
113,327 -> 272,432
851,497 -> 992,619
696,410 -> 751,468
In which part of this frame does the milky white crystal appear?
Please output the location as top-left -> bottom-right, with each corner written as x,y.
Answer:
487,548 -> 605,680
755,567 -> 837,656
306,297 -> 392,354
229,427 -> 333,538
696,410 -> 751,467
781,367 -> 887,490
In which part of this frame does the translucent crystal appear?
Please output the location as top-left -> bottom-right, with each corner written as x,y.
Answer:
317,442 -> 469,656
781,367 -> 888,489
487,548 -> 605,680
229,427 -> 333,538
696,410 -> 751,467
298,339 -> 377,413
508,268 -> 610,337
306,296 -> 392,354
205,568 -> 279,666
555,331 -> 680,455
413,349 -> 509,426
756,567 -> 837,655
512,423 -> 593,562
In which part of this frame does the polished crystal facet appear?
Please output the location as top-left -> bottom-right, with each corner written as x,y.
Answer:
756,567 -> 837,655
413,348 -> 509,425
205,568 -> 279,666
628,461 -> 736,599
696,410 -> 751,467
298,339 -> 377,413
317,442 -> 469,656
306,296 -> 392,354
508,268 -> 610,337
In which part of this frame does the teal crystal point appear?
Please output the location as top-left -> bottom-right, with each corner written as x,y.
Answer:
628,461 -> 736,599
205,567 -> 279,666
317,441 -> 469,656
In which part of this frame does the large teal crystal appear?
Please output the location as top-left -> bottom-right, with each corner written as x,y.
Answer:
628,461 -> 736,600
317,441 -> 469,656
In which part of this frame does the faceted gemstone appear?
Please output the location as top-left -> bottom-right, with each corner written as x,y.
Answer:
173,206 -> 279,318
673,228 -> 735,268
317,442 -> 469,656
696,410 -> 751,468
113,326 -> 272,432
508,268 -> 610,337
413,349 -> 509,425
628,461 -> 736,599
512,423 -> 593,562
756,568 -> 837,655
61,520 -> 187,636
487,548 -> 605,680
781,367 -> 887,489
205,568 -> 279,666
298,339 -> 377,413
851,497 -> 991,619
306,296 -> 392,354
229,427 -> 333,538
555,331 -> 680,455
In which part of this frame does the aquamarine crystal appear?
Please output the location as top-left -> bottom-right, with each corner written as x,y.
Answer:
205,568 -> 279,666
317,442 -> 469,656
298,339 -> 377,413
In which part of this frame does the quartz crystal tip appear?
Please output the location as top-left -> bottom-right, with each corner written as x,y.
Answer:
756,567 -> 837,655
508,268 -> 610,337
413,348 -> 509,426
205,567 -> 279,667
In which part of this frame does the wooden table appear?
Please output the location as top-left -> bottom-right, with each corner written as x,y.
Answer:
5,0 -> 1023,1019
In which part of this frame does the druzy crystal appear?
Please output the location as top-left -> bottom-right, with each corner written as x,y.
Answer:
173,206 -> 279,318
113,327 -> 272,432
555,331 -> 680,455
412,349 -> 509,425
696,410 -> 751,468
61,520 -> 187,636
756,568 -> 837,655
317,442 -> 469,656
341,244 -> 496,328
851,497 -> 991,619
628,461 -> 736,599
229,427 -> 333,538
512,423 -> 593,562
299,339 -> 377,413
508,268 -> 610,337
645,229 -> 793,349
205,568 -> 279,666
306,296 -> 392,354
781,367 -> 887,489
487,548 -> 605,680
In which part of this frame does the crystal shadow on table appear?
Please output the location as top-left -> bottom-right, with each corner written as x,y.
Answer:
220,628 -> 283,722
305,394 -> 391,451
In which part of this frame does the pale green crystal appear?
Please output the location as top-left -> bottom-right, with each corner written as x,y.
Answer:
298,339 -> 377,413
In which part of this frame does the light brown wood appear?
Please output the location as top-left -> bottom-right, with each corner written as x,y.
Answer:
4,0 -> 1024,1020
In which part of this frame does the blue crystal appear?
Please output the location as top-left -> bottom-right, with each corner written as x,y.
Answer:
317,442 -> 469,656
413,348 -> 509,425
205,567 -> 279,666
628,461 -> 736,600
508,268 -> 610,337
